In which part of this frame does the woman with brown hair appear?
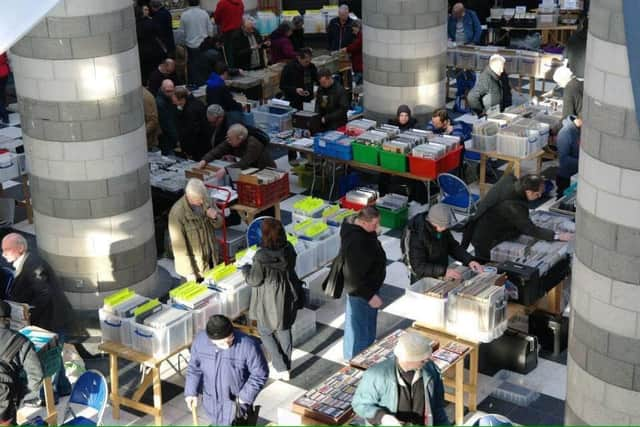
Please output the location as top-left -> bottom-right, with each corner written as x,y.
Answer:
243,218 -> 304,381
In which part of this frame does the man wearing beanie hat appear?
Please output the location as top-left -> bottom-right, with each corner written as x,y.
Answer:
404,203 -> 483,282
352,332 -> 449,426
0,301 -> 44,425
184,315 -> 268,425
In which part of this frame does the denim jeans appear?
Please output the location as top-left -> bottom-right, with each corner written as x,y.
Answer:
0,76 -> 8,123
343,294 -> 378,360
258,326 -> 292,373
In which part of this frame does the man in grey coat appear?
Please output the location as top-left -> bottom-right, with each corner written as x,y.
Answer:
467,54 -> 511,115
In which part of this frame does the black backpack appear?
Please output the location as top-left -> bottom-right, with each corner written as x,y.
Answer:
245,125 -> 270,147
0,334 -> 27,422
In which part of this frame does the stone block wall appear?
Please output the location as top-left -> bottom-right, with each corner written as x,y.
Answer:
566,0 -> 640,424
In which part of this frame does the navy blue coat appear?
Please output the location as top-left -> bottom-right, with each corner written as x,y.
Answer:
185,330 -> 269,425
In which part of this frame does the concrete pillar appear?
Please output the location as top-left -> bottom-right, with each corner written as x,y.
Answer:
9,0 -> 159,310
361,0 -> 447,124
565,0 -> 640,424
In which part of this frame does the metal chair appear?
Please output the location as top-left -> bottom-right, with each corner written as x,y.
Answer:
246,216 -> 276,247
437,173 -> 480,223
60,370 -> 108,426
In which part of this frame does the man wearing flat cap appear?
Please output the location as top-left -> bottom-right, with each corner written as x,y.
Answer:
352,332 -> 450,426
404,203 -> 483,282
184,315 -> 268,425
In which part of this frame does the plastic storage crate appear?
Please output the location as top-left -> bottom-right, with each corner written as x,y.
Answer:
352,142 -> 380,165
446,285 -> 508,343
131,307 -> 193,358
211,285 -> 252,320
496,126 -> 539,158
447,48 -> 457,67
253,104 -> 294,136
183,298 -> 224,337
216,228 -> 247,260
456,47 -> 477,70
380,150 -> 408,172
99,308 -> 133,346
304,10 -> 326,33
408,146 -> 462,178
517,51 -> 541,76
472,133 -> 497,152
237,173 -> 289,207
501,50 -> 518,74
378,206 -> 408,229
404,278 -> 453,329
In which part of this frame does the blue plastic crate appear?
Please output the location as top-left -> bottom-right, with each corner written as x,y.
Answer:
325,139 -> 353,160
313,131 -> 345,156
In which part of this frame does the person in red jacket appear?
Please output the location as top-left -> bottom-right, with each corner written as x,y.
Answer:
214,0 -> 244,67
0,53 -> 10,124
341,20 -> 362,85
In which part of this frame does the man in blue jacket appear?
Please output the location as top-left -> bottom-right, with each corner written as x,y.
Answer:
185,315 -> 268,426
352,332 -> 450,426
448,3 -> 482,45
206,62 -> 244,125
425,109 -> 471,143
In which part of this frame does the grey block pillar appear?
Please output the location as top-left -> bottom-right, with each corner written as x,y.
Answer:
362,0 -> 447,123
9,0 -> 159,310
566,0 -> 640,424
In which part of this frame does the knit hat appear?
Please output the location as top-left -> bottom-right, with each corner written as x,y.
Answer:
397,104 -> 412,118
394,332 -> 432,363
206,315 -> 234,340
427,203 -> 455,229
0,300 -> 10,318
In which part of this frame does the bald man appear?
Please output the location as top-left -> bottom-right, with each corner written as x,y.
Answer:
448,2 -> 482,45
156,79 -> 179,155
148,58 -> 177,96
1,233 -> 74,399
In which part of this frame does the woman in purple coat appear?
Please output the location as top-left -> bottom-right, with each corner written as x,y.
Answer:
184,315 -> 269,425
269,22 -> 297,64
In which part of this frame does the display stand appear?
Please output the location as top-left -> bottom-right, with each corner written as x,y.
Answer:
478,150 -> 544,196
231,199 -> 282,224
99,341 -> 191,426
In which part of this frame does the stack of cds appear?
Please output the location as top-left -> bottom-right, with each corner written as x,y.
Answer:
350,329 -> 439,370
411,143 -> 447,160
431,341 -> 470,371
491,234 -> 570,276
429,134 -> 460,152
356,130 -> 389,146
487,113 -> 518,127
472,120 -> 500,152
345,188 -> 378,205
490,241 -> 529,263
530,211 -> 576,233
382,139 -> 413,154
376,193 -> 408,211
345,119 -> 376,136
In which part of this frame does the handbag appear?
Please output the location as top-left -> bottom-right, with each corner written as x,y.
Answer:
232,398 -> 260,426
321,250 -> 344,299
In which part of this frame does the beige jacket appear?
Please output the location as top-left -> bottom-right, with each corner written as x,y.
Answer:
143,87 -> 160,149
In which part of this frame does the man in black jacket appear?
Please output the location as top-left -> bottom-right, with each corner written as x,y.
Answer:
231,16 -> 268,71
341,207 -> 387,360
280,48 -> 318,111
156,79 -> 179,154
150,0 -> 175,57
0,301 -> 44,425
1,233 -> 74,399
205,104 -> 230,148
327,5 -> 355,51
174,87 -> 212,160
315,68 -> 349,131
467,54 -> 511,115
406,204 -> 483,282
462,174 -> 574,260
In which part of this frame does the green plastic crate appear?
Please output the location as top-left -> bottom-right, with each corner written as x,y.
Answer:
380,150 -> 408,172
378,206 -> 409,229
352,142 -> 380,165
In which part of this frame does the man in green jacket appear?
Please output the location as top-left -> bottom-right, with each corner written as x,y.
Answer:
352,332 -> 450,426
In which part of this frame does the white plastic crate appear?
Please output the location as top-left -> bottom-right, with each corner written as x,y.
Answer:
295,244 -> 318,278
472,133 -> 497,152
292,308 -> 317,346
447,48 -> 456,67
184,299 -> 221,338
404,278 -> 450,329
304,10 -> 326,33
446,285 -> 508,343
211,285 -> 252,320
131,307 -> 193,358
517,51 -> 541,76
253,104 -> 294,136
497,126 -> 539,158
99,308 -> 133,346
456,48 -> 477,70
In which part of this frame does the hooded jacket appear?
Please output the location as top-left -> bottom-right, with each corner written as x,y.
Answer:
352,357 -> 449,426
340,218 -> 386,301
0,325 -> 44,423
407,213 -> 474,280
213,0 -> 244,34
244,243 -> 303,331
388,105 -> 418,131
462,174 -> 555,260
269,28 -> 296,64
205,72 -> 243,112
168,195 -> 223,278
185,330 -> 268,426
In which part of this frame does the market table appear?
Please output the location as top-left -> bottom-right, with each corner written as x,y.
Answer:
477,149 -> 544,196
99,341 -> 191,426
230,198 -> 283,224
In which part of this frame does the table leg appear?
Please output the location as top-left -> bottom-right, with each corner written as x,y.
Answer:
536,155 -> 543,174
152,367 -> 163,426
110,354 -> 121,419
479,153 -> 487,196
529,76 -> 535,98
132,370 -> 154,402
468,347 -> 479,411
514,160 -> 521,178
329,161 -> 337,201
548,280 -> 564,315
310,156 -> 317,196
274,203 -> 281,221
43,376 -> 57,426
455,359 -> 464,425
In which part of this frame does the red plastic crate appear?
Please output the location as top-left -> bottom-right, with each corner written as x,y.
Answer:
237,173 -> 290,208
339,196 -> 375,211
409,146 -> 463,179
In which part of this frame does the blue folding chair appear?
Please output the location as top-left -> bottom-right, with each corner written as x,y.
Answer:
437,173 -> 480,223
246,216 -> 276,247
61,370 -> 108,426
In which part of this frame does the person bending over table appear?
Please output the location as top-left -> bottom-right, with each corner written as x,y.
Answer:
315,68 -> 349,131
197,123 -> 276,181
405,204 -> 483,283
467,54 -> 512,116
425,108 -> 470,143
461,174 -> 574,260
352,332 -> 450,426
